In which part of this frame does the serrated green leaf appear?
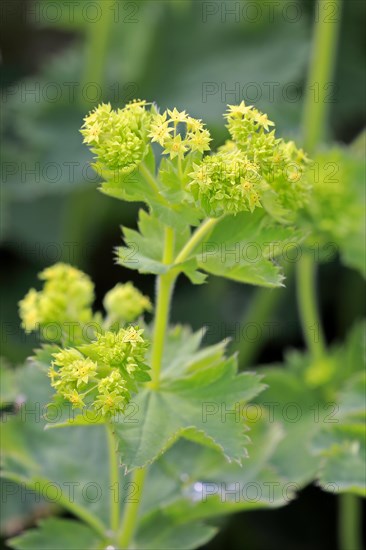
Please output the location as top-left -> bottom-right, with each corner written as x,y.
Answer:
114,355 -> 264,471
310,371 -> 366,495
311,424 -> 366,496
99,166 -> 156,204
112,328 -> 264,470
116,209 -> 190,275
139,415 -> 290,527
195,210 -> 303,287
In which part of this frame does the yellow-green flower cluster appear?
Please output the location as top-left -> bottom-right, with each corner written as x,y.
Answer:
104,282 -> 152,324
188,101 -> 310,218
189,149 -> 262,217
224,101 -> 310,212
80,100 -> 152,174
49,326 -> 150,416
19,263 -> 94,338
149,108 -> 211,159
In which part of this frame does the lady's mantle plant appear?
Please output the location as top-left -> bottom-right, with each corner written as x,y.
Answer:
4,100 -> 313,550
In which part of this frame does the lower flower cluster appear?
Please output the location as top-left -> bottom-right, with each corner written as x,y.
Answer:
49,326 -> 150,416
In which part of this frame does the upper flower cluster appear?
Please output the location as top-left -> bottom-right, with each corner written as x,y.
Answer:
81,99 -> 311,221
80,100 -> 153,174
189,148 -> 261,217
189,101 -> 310,218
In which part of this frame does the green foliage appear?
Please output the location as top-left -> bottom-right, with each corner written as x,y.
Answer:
254,322 -> 366,494
6,93 -> 365,549
1,335 -> 278,550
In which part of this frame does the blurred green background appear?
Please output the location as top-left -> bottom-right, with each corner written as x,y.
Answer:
1,0 -> 365,548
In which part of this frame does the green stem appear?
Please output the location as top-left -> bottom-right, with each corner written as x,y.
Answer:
150,226 -> 176,386
116,213 -> 223,547
118,468 -> 147,548
298,0 -> 342,357
339,493 -> 363,550
302,0 -> 342,152
175,217 -> 219,265
117,226 -> 175,548
81,0 -> 114,107
139,162 -> 163,196
106,422 -> 120,534
296,253 -> 326,359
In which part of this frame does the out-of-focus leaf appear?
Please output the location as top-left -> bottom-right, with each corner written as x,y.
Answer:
0,359 -> 18,408
302,147 -> 365,277
8,518 -> 104,550
254,322 -> 366,493
0,479 -> 53,538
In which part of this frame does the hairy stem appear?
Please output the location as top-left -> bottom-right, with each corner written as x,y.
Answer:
339,493 -> 363,550
116,213 -> 227,546
150,226 -> 176,386
139,162 -> 163,196
117,226 -> 175,548
175,217 -> 219,265
298,0 -> 342,358
106,422 -> 120,534
118,468 -> 147,548
302,0 -> 342,152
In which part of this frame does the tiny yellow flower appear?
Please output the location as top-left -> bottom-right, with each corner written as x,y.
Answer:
253,112 -> 275,131
186,117 -> 204,133
122,326 -> 144,345
187,129 -> 212,154
225,101 -> 253,118
63,389 -> 85,409
167,108 -> 189,124
149,120 -> 174,146
163,134 -> 188,159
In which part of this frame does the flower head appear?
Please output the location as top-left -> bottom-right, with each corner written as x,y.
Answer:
104,282 -> 152,324
188,149 -> 263,217
49,326 -> 150,417
186,102 -> 310,217
19,263 -> 95,341
149,108 -> 211,160
81,100 -> 153,174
